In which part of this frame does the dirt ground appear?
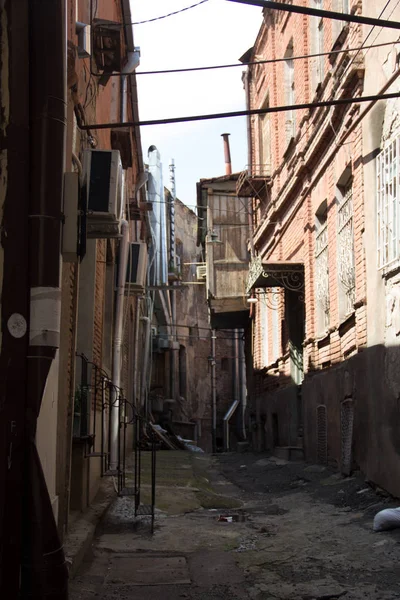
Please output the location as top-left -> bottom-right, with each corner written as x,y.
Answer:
69,451 -> 400,599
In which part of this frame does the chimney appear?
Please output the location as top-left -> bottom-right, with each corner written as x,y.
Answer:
221,133 -> 232,175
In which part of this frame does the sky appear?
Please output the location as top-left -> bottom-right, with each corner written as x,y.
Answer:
132,0 -> 263,211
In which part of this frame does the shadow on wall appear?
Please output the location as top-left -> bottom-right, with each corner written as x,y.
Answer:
250,344 -> 400,499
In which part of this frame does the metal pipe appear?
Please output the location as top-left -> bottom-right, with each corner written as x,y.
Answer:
22,0 -> 68,594
110,220 -> 129,469
243,69 -> 255,257
221,133 -> 232,175
226,0 -> 400,30
140,315 -> 151,413
239,329 -> 247,440
211,330 -> 217,452
223,400 -> 240,452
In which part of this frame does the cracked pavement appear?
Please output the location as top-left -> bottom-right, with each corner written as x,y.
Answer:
69,451 -> 400,599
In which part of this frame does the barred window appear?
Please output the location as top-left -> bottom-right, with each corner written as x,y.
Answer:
284,41 -> 295,144
315,201 -> 329,334
310,0 -> 324,93
377,135 -> 400,269
337,181 -> 355,318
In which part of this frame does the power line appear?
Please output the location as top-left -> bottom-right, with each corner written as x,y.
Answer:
80,91 -> 400,129
227,0 -> 400,30
136,39 -> 399,76
130,0 -> 209,25
294,1 -> 396,151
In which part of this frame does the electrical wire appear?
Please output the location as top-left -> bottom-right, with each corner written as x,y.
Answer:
130,0 -> 209,25
136,39 -> 400,76
293,1 -> 399,154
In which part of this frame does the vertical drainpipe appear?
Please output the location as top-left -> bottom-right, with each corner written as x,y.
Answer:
211,330 -> 217,452
169,161 -> 177,404
234,328 -> 240,414
110,220 -> 129,469
243,68 -> 255,258
239,329 -> 247,440
22,0 -> 68,594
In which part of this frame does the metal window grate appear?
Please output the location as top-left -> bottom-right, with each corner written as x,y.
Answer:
315,223 -> 330,329
338,185 -> 355,315
340,399 -> 354,476
316,404 -> 327,464
377,135 -> 400,269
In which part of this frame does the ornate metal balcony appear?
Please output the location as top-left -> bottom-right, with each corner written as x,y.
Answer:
246,255 -> 304,295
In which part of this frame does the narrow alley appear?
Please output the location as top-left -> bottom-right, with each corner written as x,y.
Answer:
69,450 -> 400,600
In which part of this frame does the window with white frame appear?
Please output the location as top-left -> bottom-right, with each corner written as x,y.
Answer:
337,178 -> 355,319
332,0 -> 350,43
259,292 -> 269,366
258,94 -> 272,177
310,0 -> 324,94
284,41 -> 295,144
377,134 -> 400,269
271,288 -> 281,361
315,201 -> 330,334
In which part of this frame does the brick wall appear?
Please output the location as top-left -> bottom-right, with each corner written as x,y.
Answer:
247,1 -> 369,454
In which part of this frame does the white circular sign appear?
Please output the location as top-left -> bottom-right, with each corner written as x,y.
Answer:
8,313 -> 27,339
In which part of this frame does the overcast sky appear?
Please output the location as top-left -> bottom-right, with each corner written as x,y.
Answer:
132,0 -> 263,210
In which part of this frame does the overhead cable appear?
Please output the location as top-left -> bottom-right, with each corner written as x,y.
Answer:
79,91 -> 400,129
226,0 -> 400,30
136,39 -> 400,75
131,0 -> 209,25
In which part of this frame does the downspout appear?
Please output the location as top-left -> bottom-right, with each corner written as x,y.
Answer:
132,174 -> 148,411
140,315 -> 151,415
239,329 -> 247,440
234,328 -> 240,413
22,0 -> 68,594
243,67 -> 255,257
211,330 -> 217,452
110,219 -> 129,469
169,162 -> 177,405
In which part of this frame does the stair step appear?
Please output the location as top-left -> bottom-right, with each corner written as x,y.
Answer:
136,504 -> 153,516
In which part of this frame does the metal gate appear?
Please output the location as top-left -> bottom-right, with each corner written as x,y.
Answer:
75,353 -> 156,533
316,404 -> 327,464
340,399 -> 354,476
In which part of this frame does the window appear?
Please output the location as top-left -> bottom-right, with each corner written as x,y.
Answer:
272,289 -> 280,361
310,0 -> 324,93
332,0 -> 349,43
315,201 -> 330,334
284,41 -> 295,144
258,94 -> 271,177
337,179 -> 355,318
259,292 -> 269,366
377,134 -> 400,269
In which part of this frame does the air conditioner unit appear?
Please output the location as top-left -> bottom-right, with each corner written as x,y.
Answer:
125,242 -> 148,293
82,149 -> 123,238
196,265 -> 207,280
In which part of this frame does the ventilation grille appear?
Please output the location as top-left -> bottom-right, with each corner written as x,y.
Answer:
196,265 -> 207,280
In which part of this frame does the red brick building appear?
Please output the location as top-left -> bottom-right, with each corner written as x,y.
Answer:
240,0 -> 400,495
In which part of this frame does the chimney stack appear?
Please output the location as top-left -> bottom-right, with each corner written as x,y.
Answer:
221,133 -> 232,176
